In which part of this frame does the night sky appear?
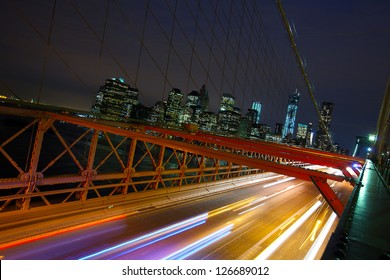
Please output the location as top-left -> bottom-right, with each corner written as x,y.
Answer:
1,0 -> 389,154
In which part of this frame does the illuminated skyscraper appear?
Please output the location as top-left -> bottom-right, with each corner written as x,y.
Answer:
275,123 -> 284,136
198,112 -> 218,132
92,78 -> 139,118
218,93 -> 240,134
199,84 -> 209,112
282,89 -> 300,139
186,90 -> 200,108
296,123 -> 308,140
220,93 -> 235,111
305,122 -> 314,147
316,102 -> 334,151
149,101 -> 165,123
165,88 -> 183,125
251,101 -> 262,125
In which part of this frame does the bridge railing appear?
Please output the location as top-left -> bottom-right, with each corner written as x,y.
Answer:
0,106 -> 262,214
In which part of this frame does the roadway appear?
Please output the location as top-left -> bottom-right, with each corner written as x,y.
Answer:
0,168 -> 352,260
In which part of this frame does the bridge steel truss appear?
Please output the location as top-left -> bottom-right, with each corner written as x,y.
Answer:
0,106 -> 364,220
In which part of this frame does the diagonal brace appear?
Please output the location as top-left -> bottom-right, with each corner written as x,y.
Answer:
310,176 -> 344,217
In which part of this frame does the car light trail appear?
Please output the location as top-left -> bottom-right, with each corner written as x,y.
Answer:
208,197 -> 255,217
250,174 -> 284,182
234,182 -> 305,214
310,220 -> 322,241
304,212 -> 338,260
238,203 -> 265,215
108,219 -> 206,259
162,224 -> 234,260
254,200 -> 322,260
0,213 -> 129,250
279,216 -> 296,231
263,177 -> 295,188
78,213 -> 208,260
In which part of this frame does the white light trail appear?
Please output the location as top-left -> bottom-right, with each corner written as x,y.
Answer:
162,224 -> 233,260
263,177 -> 295,188
238,203 -> 265,215
310,220 -> 322,241
78,213 -> 208,260
304,212 -> 338,260
254,200 -> 322,260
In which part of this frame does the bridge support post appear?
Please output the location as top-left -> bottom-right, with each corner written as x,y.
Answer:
80,129 -> 99,201
21,117 -> 53,211
197,155 -> 205,183
122,138 -> 138,194
310,176 -> 344,217
213,160 -> 220,181
154,145 -> 166,189
179,151 -> 188,186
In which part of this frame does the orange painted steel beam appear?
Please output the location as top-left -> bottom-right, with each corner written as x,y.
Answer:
49,113 -> 353,183
0,105 -> 363,169
53,116 -> 335,179
0,107 -> 350,216
143,125 -> 364,171
311,176 -> 344,217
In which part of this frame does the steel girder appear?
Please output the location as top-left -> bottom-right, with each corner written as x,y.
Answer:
53,113 -> 358,217
0,107 -> 259,213
0,106 -> 365,216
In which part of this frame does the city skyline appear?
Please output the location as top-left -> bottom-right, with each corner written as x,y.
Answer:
90,77 -> 343,152
1,1 -> 389,153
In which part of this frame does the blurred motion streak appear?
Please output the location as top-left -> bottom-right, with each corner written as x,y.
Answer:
79,213 -> 208,260
255,200 -> 322,260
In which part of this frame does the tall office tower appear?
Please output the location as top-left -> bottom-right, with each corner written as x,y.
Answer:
92,78 -> 139,118
148,101 -> 166,123
246,108 -> 258,125
198,111 -> 218,132
238,116 -> 251,138
282,89 -> 300,139
199,84 -> 209,112
296,123 -> 308,139
218,110 -> 241,134
186,90 -> 200,108
179,107 -> 193,124
305,122 -> 314,146
220,93 -> 235,111
251,101 -> 262,124
218,93 -> 240,135
274,123 -> 284,136
296,123 -> 308,146
165,88 -> 184,125
184,90 -> 200,123
316,102 -> 334,151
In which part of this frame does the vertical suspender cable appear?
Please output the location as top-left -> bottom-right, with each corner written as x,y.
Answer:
37,0 -> 57,105
205,0 -> 219,93
231,1 -> 245,100
135,0 -> 150,88
220,0 -> 234,95
185,0 -> 201,94
162,0 -> 178,99
99,0 -> 111,59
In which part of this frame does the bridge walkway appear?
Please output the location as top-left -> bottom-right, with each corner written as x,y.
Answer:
322,160 -> 390,259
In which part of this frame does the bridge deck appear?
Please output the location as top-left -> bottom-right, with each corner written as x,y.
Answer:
322,160 -> 390,259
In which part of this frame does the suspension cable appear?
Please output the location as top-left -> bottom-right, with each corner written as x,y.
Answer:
276,0 -> 333,147
37,0 -> 57,105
